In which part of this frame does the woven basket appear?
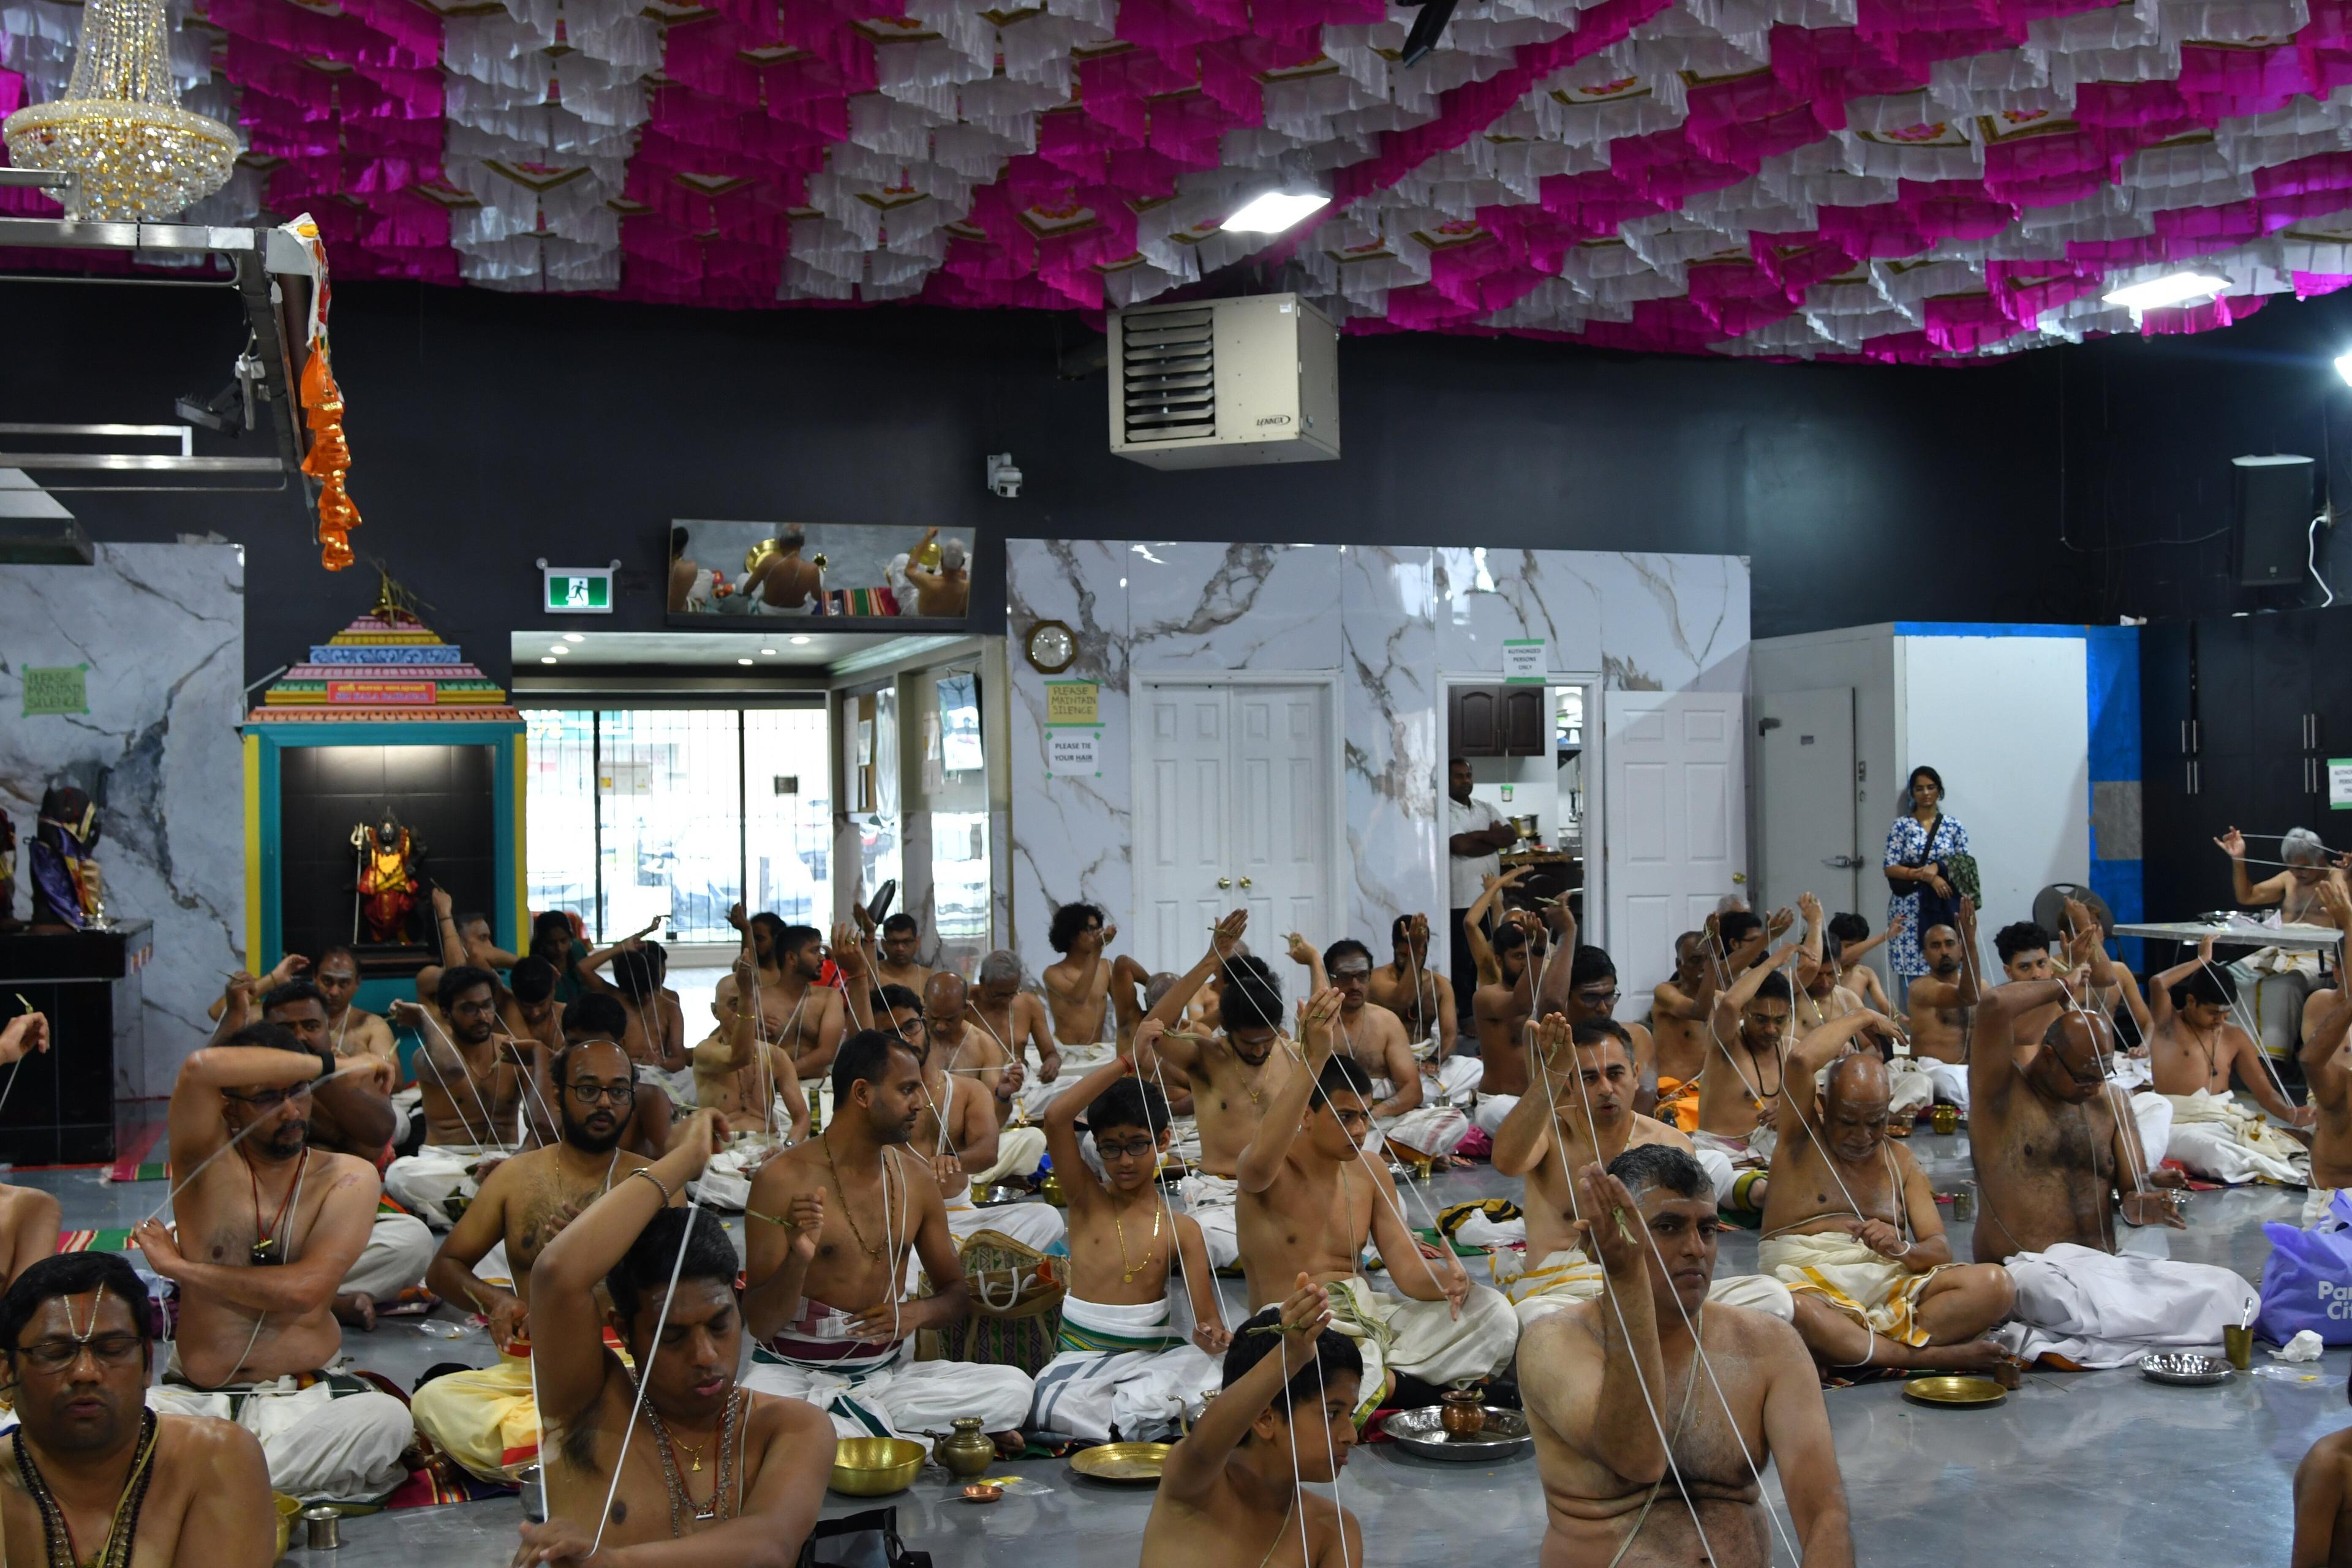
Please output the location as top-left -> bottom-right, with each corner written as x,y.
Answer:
926,1228 -> 1067,1376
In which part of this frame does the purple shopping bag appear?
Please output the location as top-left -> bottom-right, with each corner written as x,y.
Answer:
2258,1190 -> 2352,1345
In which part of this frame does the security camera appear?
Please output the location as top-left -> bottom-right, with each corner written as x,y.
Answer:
986,453 -> 1022,499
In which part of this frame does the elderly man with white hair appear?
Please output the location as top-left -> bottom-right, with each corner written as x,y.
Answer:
946,952 -> 1058,1184
2215,823 -> 2348,1058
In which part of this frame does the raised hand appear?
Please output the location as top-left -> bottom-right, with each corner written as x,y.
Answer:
829,924 -> 870,984
786,1191 -> 824,1262
1278,1272 -> 1333,1341
222,970 -> 258,1019
1299,988 -> 1344,1063
1797,891 -> 1823,928
1766,906 -> 1796,939
431,886 -> 453,921
727,900 -> 748,932
0,1012 -> 51,1067
669,1109 -> 727,1178
1286,932 -> 1318,967
388,998 -> 426,1030
1210,910 -> 1248,962
1574,1164 -> 1647,1276
2215,827 -> 2247,860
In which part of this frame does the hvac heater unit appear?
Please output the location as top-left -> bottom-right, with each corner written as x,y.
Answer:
1108,293 -> 1340,470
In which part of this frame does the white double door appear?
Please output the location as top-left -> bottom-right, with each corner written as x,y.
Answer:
1133,678 -> 1335,976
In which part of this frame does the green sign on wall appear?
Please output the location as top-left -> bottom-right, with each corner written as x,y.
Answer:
540,562 -> 616,614
22,664 -> 88,716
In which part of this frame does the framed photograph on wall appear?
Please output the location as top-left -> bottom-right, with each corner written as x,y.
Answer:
665,519 -> 976,631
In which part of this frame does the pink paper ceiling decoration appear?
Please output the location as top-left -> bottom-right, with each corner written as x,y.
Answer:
11,0 -> 2352,357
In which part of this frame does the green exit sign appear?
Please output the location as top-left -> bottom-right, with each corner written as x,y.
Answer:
539,560 -> 617,614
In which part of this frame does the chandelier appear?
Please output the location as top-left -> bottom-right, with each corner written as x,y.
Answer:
1,0 -> 240,222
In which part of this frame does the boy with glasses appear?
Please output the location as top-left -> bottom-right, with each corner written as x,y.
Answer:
411,1039 -> 672,1483
1029,1038 -> 1226,1442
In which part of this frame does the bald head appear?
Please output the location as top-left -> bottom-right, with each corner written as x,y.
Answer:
924,971 -> 967,1012
1825,1050 -> 1889,1105
1819,1048 -> 1893,1159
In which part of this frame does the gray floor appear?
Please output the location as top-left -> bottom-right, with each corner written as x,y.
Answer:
31,1127 -> 2342,1566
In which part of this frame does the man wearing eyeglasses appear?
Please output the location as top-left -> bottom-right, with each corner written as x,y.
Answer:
0,1252 -> 276,1565
132,1023 -> 415,1503
409,1037 -> 674,1483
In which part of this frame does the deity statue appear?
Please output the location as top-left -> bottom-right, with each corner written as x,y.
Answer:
351,812 -> 427,944
29,785 -> 104,932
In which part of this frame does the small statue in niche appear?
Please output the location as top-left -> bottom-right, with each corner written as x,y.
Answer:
350,811 -> 427,944
29,785 -> 104,932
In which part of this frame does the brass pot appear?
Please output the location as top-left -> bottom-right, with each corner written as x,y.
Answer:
1931,1105 -> 1960,1136
935,1417 -> 995,1478
1439,1390 -> 1487,1438
831,1437 -> 927,1496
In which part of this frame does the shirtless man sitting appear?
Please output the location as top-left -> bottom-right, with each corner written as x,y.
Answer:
1321,937 -> 1472,1159
312,945 -> 397,1071
1696,948 -> 1802,1217
1494,1017 -> 1787,1329
412,1038 -> 671,1482
1140,1279 -> 1362,1568
1236,995 -> 1516,1419
521,1109 -> 832,1566
965,949 -> 1064,1106
0,1253 -> 274,1566
1754,1010 -> 2016,1376
1648,931 -> 1719,1133
130,1025 -> 413,1502
1467,922 -> 1544,1136
383,965 -> 528,1229
715,911 -> 844,1085
2145,935 -> 2313,1183
1904,922 -> 1973,1112
1042,902 -> 1119,1047
692,952 -> 809,1140
1825,913 -> 1897,1014
1145,914 -> 1287,1270
872,911 -> 932,995
1366,913 -> 1458,1065
1520,1147 -> 1853,1568
922,971 -> 1046,1186
739,1031 -> 1036,1442
748,525 -> 823,611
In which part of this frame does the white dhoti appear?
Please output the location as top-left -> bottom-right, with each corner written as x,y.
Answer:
1371,1086 -> 1470,1161
2160,1090 -> 2308,1186
743,1303 -> 1035,1441
1991,1241 -> 2259,1369
382,1144 -> 497,1231
1757,1231 -> 1948,1348
2126,1090 -> 2174,1169
969,1126 -> 1048,1186
1884,1058 -> 1935,1121
691,1129 -> 791,1213
1471,1094 -> 1518,1136
1921,1060 -> 1970,1113
342,1211 -> 435,1301
1503,1246 -> 1793,1329
1324,1275 -> 1518,1422
1417,1053 -> 1485,1106
1019,1045 -> 1115,1119
944,1194 -> 1068,1252
148,1361 -> 412,1502
1692,1130 -> 1768,1212
1028,1295 -> 1221,1442
410,1352 -> 539,1481
2106,1055 -> 2155,1092
1177,1172 -> 1239,1269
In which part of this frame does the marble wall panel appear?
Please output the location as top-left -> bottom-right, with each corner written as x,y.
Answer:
1433,548 -> 1606,676
0,543 -> 245,1088
1126,543 -> 1344,673
1342,546 -> 1442,943
1005,539 -> 1131,956
1591,552 -> 1752,693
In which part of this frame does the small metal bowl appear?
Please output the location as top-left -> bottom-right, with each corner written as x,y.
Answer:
2140,1352 -> 2232,1387
1379,1405 -> 1532,1462
960,1483 -> 1005,1504
831,1437 -> 927,1496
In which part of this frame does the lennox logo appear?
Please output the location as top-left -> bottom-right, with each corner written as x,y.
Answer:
1254,413 -> 1293,426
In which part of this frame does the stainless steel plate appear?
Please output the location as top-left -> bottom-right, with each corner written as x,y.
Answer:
2139,1352 -> 2231,1387
1379,1406 -> 1532,1463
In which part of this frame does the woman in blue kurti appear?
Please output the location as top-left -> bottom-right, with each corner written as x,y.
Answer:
1883,765 -> 1967,981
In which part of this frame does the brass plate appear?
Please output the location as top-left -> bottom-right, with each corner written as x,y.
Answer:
1900,1375 -> 2007,1409
1069,1441 -> 1173,1483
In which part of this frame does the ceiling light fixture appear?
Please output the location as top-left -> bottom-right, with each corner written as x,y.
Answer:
549,645 -> 570,655
1224,190 -> 1330,233
789,635 -> 811,646
540,655 -> 557,665
2102,272 -> 2228,312
761,647 -> 778,655
2335,351 -> 2352,387
737,657 -> 755,666
563,633 -> 584,643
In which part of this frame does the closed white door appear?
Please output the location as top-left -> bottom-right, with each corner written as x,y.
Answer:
1133,679 -> 1333,974
1605,692 -> 1746,1000
1229,684 -> 1328,941
1757,687 -> 1857,917
1136,684 -> 1232,974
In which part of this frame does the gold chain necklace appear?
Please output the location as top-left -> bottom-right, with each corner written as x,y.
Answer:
1114,1197 -> 1164,1284
819,1133 -> 886,1260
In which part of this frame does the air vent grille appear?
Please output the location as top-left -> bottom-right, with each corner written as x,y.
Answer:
1120,307 -> 1215,443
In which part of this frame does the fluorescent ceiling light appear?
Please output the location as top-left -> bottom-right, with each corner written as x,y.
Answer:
737,657 -> 755,666
760,647 -> 778,655
540,656 -> 557,664
1224,190 -> 1330,233
549,644 -> 570,655
2102,272 -> 2227,311
562,633 -> 584,643
790,635 -> 811,646
2335,351 -> 2352,387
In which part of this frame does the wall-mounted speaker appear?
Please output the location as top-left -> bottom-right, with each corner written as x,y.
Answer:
2233,454 -> 2317,588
